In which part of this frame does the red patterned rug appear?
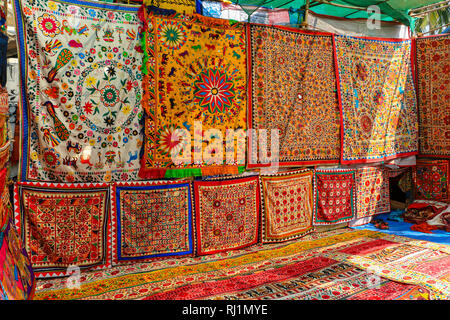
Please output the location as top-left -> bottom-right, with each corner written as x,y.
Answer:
334,35 -> 418,164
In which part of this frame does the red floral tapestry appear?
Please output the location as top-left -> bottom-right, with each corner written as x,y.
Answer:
334,35 -> 418,164
413,159 -> 449,203
355,166 -> 390,218
111,180 -> 194,265
260,170 -> 314,243
314,169 -> 356,225
415,34 -> 450,158
14,182 -> 110,278
248,24 -> 340,168
194,176 -> 259,255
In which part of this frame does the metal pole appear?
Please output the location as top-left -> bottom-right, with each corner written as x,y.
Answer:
300,0 -> 310,28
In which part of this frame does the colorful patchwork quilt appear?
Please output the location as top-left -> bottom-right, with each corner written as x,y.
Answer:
111,180 -> 194,265
139,9 -> 247,178
260,170 -> 315,243
194,176 -> 260,255
14,0 -> 143,182
355,166 -> 390,218
314,169 -> 356,225
248,25 -> 340,167
14,182 -> 110,278
415,34 -> 450,158
333,35 -> 418,164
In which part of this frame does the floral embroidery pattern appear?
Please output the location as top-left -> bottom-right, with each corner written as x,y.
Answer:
249,25 -> 340,167
111,181 -> 194,265
355,166 -> 390,218
140,12 -> 247,178
413,159 -> 449,202
194,176 -> 260,255
16,183 -> 110,277
334,35 -> 418,164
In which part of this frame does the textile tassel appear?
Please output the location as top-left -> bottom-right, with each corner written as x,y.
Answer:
201,165 -> 239,176
138,157 -> 167,179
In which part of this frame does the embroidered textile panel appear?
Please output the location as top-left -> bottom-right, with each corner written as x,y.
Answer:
248,25 -> 340,167
413,159 -> 449,203
355,166 -> 390,218
111,181 -> 194,265
314,169 -> 356,225
14,182 -> 110,278
0,218 -> 35,300
194,176 -> 259,255
260,170 -> 315,243
140,10 -> 247,178
415,34 -> 450,158
14,0 -> 143,182
334,35 -> 418,164
143,0 -> 196,14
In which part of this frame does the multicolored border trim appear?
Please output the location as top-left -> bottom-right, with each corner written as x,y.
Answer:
259,169 -> 315,243
194,175 -> 260,255
246,23 -> 339,169
313,168 -> 356,226
110,180 -> 195,266
12,0 -> 140,182
332,34 -> 418,165
13,181 -> 111,278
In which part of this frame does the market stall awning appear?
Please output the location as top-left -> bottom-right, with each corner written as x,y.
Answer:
230,0 -> 448,28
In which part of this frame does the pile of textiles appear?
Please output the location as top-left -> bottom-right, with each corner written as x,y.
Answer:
404,200 -> 450,233
32,228 -> 450,300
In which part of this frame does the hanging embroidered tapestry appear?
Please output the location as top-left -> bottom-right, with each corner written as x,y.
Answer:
14,0 -> 143,182
260,170 -> 314,243
314,169 -> 356,225
333,35 -> 418,164
415,34 -> 450,158
0,218 -> 35,300
194,176 -> 259,255
139,9 -> 247,179
355,166 -> 390,219
413,159 -> 449,203
111,180 -> 194,265
14,182 -> 110,278
248,25 -> 340,168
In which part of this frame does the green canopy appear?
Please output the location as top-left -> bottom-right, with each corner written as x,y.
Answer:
231,0 -> 445,28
